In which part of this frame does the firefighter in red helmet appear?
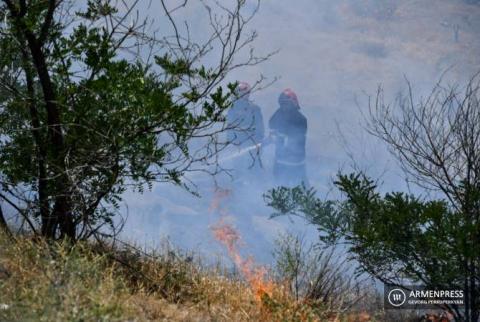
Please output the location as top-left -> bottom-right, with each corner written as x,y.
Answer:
226,82 -> 265,178
269,88 -> 308,186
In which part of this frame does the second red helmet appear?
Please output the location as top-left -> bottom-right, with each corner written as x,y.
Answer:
278,88 -> 299,107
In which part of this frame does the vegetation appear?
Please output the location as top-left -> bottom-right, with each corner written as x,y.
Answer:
0,1 -> 377,321
0,230 -> 382,322
273,233 -> 361,304
265,76 -> 480,321
0,0 -> 269,240
0,1 -> 475,321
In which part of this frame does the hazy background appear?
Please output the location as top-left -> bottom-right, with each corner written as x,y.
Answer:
120,0 -> 480,265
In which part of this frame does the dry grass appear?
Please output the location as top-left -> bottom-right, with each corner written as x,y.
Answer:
0,231 -> 381,322
0,234 -> 131,321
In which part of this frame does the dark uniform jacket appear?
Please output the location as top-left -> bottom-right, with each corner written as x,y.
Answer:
269,102 -> 307,165
269,102 -> 307,185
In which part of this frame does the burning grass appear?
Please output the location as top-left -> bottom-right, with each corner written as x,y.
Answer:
211,219 -> 275,303
0,230 -> 379,321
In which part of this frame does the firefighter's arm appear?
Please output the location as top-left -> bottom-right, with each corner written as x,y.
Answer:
264,130 -> 286,146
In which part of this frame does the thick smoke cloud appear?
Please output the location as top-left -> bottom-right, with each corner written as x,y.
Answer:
120,0 -> 480,263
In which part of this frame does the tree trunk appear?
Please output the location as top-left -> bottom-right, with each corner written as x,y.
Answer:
21,47 -> 51,237
0,205 -> 12,237
22,21 -> 74,239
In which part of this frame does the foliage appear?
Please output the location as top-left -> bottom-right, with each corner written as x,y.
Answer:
265,176 -> 474,320
273,232 -> 372,312
0,0 -> 264,240
266,184 -> 348,245
266,75 -> 480,321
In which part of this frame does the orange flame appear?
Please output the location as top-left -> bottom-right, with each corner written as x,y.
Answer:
211,220 -> 274,302
209,187 -> 232,215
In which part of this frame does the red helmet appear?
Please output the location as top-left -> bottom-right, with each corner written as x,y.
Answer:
235,81 -> 251,98
279,88 -> 299,107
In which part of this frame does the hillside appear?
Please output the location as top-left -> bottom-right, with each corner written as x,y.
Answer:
0,231 -> 379,322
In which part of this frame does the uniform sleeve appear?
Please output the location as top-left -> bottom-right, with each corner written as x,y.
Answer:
269,109 -> 280,131
301,113 -> 307,135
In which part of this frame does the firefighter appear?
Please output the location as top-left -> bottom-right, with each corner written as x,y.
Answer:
269,88 -> 308,186
226,82 -> 265,177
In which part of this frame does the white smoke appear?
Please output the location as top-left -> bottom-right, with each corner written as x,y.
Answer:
120,0 -> 480,263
